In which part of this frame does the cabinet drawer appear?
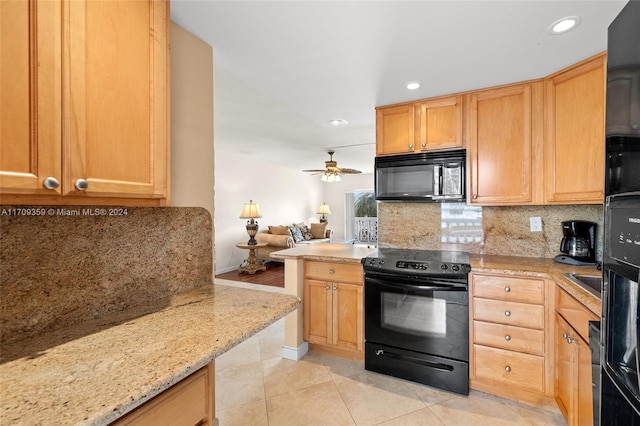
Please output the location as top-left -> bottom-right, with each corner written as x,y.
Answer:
474,321 -> 544,354
474,344 -> 544,393
555,286 -> 598,342
474,298 -> 544,329
305,261 -> 363,284
472,274 -> 545,304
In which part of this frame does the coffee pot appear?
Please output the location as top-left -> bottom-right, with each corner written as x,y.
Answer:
554,220 -> 597,265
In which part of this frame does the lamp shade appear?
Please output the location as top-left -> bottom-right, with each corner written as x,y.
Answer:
239,200 -> 262,219
317,203 -> 331,215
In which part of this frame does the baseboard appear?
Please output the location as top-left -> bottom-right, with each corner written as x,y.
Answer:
282,342 -> 309,361
215,265 -> 239,275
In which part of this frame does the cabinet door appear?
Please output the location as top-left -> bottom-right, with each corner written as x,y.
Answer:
0,0 -> 61,196
467,82 -> 543,205
376,104 -> 415,156
415,95 -> 464,151
555,314 -> 573,421
544,54 -> 605,204
332,282 -> 363,352
63,0 -> 168,199
303,280 -> 332,345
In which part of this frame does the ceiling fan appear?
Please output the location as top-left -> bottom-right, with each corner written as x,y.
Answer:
302,151 -> 362,182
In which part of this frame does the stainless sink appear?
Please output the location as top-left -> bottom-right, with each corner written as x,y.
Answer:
564,273 -> 602,298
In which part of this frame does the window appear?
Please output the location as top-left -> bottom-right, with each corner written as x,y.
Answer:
345,191 -> 377,245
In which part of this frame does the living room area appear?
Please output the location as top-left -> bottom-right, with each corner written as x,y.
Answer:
213,149 -> 376,280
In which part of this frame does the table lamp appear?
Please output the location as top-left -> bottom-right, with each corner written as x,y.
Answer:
317,203 -> 331,223
239,200 -> 262,245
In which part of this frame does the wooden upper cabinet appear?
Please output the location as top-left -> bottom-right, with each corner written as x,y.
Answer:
544,53 -> 606,204
0,0 -> 61,196
467,82 -> 543,205
414,95 -> 464,151
0,0 -> 169,206
376,104 -> 415,156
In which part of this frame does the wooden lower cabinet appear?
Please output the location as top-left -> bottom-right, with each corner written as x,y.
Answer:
303,261 -> 364,361
470,272 -> 554,405
111,361 -> 215,426
555,286 -> 599,426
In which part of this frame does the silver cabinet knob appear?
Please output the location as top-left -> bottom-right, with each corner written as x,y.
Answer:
566,335 -> 575,344
43,177 -> 60,190
504,286 -> 511,293
325,285 -> 330,290
332,286 -> 337,291
505,310 -> 511,317
75,179 -> 89,191
562,332 -> 568,339
421,142 -> 426,148
505,335 -> 511,341
505,366 -> 511,373
409,144 -> 413,150
472,194 -> 478,200
329,269 -> 334,274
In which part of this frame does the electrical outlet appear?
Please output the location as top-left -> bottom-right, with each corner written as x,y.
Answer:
530,216 -> 542,232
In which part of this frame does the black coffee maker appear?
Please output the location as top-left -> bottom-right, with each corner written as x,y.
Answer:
554,220 -> 597,265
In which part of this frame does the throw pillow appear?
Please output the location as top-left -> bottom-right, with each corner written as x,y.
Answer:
269,225 -> 291,236
310,222 -> 327,239
298,224 -> 313,240
288,225 -> 305,243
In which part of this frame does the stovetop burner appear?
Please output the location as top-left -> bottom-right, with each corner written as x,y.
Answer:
362,248 -> 471,276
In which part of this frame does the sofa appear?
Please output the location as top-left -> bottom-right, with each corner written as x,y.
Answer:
255,222 -> 333,262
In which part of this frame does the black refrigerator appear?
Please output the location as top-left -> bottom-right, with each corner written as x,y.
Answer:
601,0 -> 640,424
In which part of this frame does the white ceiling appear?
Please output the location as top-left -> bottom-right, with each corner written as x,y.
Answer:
170,0 -> 627,175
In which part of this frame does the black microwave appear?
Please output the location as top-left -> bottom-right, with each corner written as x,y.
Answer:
374,149 -> 466,202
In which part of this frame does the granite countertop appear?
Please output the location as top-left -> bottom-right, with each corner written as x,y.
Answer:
0,284 -> 301,426
270,242 -> 377,263
469,254 -> 601,315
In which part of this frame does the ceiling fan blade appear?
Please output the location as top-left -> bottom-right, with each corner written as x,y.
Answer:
337,168 -> 362,174
302,169 -> 327,173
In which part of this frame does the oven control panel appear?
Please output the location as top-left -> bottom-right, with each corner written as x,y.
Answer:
396,261 -> 463,272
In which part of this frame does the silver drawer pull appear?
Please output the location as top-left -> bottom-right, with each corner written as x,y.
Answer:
329,269 -> 334,274
504,286 -> 511,293
505,335 -> 511,341
505,310 -> 511,317
505,366 -> 511,373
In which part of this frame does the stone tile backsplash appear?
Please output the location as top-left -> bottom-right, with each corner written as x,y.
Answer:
0,207 -> 213,344
378,203 -> 603,260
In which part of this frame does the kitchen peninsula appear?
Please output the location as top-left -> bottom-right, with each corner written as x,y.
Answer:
271,243 -> 377,361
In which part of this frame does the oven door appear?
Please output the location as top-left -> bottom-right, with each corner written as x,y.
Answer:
364,271 -> 469,361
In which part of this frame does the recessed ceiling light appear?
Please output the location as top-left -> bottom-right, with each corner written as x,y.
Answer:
329,119 -> 348,126
406,81 -> 421,90
548,16 -> 581,35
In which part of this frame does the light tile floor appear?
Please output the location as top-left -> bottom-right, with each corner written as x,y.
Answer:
214,280 -> 566,426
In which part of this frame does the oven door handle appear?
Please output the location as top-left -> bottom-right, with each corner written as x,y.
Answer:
375,349 -> 454,371
365,276 -> 467,292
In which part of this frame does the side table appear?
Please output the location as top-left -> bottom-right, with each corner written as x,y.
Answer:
235,242 -> 268,274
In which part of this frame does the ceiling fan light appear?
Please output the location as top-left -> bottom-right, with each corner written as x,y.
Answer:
321,174 -> 328,182
335,174 -> 342,182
